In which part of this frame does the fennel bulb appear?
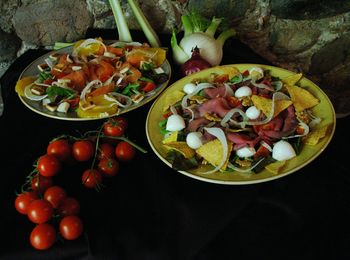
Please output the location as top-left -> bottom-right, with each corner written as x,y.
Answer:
171,12 -> 236,66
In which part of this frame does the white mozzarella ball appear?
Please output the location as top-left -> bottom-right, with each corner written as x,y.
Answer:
249,67 -> 264,79
272,140 -> 296,161
236,146 -> 256,158
245,106 -> 261,120
234,86 -> 252,98
166,115 -> 186,131
186,132 -> 203,149
183,83 -> 197,94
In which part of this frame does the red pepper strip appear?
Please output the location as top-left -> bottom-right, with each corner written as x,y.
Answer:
142,82 -> 156,92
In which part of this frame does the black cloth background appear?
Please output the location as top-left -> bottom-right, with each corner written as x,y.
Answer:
1,29 -> 350,260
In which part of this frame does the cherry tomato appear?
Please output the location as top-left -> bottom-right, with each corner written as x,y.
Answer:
31,175 -> 53,193
59,215 -> 84,240
44,186 -> 67,209
98,158 -> 119,177
72,140 -> 95,162
57,197 -> 80,217
103,117 -> 128,137
37,154 -> 61,177
27,199 -> 54,224
81,169 -> 102,189
30,223 -> 56,250
47,139 -> 72,162
15,191 -> 39,215
97,143 -> 115,160
115,141 -> 136,162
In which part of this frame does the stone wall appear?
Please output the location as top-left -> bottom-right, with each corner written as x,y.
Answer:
1,0 -> 350,115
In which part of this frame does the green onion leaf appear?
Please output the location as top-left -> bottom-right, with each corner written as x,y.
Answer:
127,0 -> 161,47
109,0 -> 133,42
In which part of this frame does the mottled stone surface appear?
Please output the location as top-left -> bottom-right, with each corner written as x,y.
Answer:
0,0 -> 20,33
12,0 -> 93,45
87,0 -> 117,29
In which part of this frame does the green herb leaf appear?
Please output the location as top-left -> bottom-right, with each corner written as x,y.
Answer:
121,83 -> 139,95
46,86 -> 76,101
38,70 -> 53,83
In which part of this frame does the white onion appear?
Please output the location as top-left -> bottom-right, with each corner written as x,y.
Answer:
282,120 -> 310,139
223,83 -> 234,96
80,80 -> 102,102
24,84 -> 48,101
227,158 -> 265,173
179,32 -> 223,66
221,108 -> 248,128
181,82 -> 214,109
104,92 -> 132,108
249,67 -> 264,79
246,92 -> 290,126
250,80 -> 274,91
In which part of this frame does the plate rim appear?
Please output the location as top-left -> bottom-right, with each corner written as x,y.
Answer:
145,63 -> 337,185
17,41 -> 172,121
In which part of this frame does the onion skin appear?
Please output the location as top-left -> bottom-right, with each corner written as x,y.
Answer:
180,47 -> 211,76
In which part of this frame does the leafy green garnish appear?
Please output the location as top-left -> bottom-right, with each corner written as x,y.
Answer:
46,86 -> 76,101
290,137 -> 303,155
139,77 -> 154,83
140,62 -> 155,71
166,150 -> 198,171
121,83 -> 139,95
38,70 -> 53,83
230,74 -> 243,84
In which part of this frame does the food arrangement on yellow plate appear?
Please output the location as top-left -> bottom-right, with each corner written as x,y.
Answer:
15,38 -> 169,119
150,65 -> 335,181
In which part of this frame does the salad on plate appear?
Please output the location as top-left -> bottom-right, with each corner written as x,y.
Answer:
157,65 -> 331,175
15,38 -> 169,119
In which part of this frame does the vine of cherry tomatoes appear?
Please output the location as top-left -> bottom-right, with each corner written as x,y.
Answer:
14,116 -> 146,250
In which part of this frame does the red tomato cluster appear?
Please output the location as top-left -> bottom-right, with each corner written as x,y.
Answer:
15,185 -> 83,250
14,116 -> 139,250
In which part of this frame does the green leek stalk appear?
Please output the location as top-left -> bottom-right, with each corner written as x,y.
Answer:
127,0 -> 161,47
53,42 -> 73,50
109,0 -> 133,42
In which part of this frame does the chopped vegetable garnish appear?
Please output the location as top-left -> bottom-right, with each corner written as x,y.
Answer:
17,38 -> 169,118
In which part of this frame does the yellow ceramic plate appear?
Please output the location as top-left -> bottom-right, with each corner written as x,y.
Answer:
16,42 -> 171,121
146,64 -> 336,185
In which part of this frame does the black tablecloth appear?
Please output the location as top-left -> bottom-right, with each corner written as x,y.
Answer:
1,29 -> 350,260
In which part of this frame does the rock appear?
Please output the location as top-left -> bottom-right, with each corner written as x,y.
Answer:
188,0 -> 250,21
0,29 -> 21,62
0,61 -> 13,79
0,0 -> 19,33
231,1 -> 350,115
87,0 -> 116,29
12,0 -> 93,46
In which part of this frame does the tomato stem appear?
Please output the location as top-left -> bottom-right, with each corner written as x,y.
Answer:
101,134 -> 148,153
